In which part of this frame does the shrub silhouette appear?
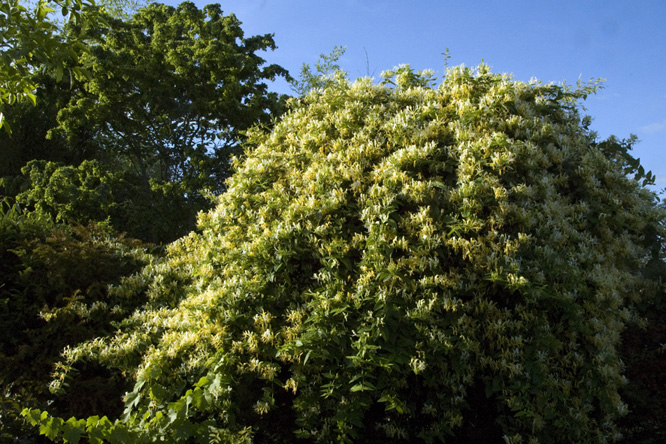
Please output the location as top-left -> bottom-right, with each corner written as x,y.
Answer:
26,65 -> 665,443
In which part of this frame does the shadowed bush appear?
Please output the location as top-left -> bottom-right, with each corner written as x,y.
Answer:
0,204 -> 152,440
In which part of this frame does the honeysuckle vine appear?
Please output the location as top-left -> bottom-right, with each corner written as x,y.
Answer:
24,64 -> 665,444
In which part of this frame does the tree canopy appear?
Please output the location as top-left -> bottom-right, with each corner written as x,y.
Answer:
1,1 -> 290,242
0,0 -> 147,129
21,65 -> 665,443
0,0 -> 99,130
56,1 -> 289,189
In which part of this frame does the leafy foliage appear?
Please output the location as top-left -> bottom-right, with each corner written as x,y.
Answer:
0,0 -> 100,131
0,74 -> 93,186
15,159 -> 119,224
0,204 -> 152,440
616,198 -> 666,443
48,1 -> 290,239
0,0 -> 149,131
1,2 -> 290,243
22,65 -> 665,443
290,45 -> 347,96
12,159 -> 197,241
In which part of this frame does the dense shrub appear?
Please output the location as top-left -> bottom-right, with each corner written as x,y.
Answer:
24,65 -> 665,443
617,202 -> 666,444
0,204 -> 152,440
618,305 -> 666,443
15,160 -> 120,225
14,159 -> 203,242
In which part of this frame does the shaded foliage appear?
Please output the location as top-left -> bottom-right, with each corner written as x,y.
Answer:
0,204 -> 152,440
617,198 -> 666,443
13,159 -> 200,242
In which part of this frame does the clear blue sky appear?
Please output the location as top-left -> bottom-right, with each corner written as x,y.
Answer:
173,0 -> 665,192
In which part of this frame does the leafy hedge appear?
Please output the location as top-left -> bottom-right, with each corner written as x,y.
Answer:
23,65 -> 665,443
14,159 -> 204,243
0,204 -> 152,440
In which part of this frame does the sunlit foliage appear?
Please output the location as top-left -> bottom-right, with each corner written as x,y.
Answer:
23,65 -> 665,443
0,0 -> 99,130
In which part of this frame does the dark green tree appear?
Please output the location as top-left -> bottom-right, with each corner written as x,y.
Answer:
1,2 -> 290,243
0,74 -> 98,190
51,1 -> 289,239
14,159 -> 121,225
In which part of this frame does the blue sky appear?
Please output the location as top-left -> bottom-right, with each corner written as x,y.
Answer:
174,0 -> 665,192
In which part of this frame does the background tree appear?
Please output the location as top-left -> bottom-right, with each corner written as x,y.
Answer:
0,0 -> 100,131
14,159 -> 123,224
23,65 -> 665,443
0,73 -> 99,197
290,45 -> 346,96
1,1 -> 290,242
0,0 -> 148,130
52,1 -> 289,239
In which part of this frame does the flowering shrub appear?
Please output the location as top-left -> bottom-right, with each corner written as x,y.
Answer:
24,65 -> 665,443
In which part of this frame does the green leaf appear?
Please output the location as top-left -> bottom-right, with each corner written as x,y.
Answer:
40,416 -> 63,440
25,91 -> 36,105
350,381 -> 375,392
62,422 -> 84,444
108,425 -> 132,444
21,408 -> 43,426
